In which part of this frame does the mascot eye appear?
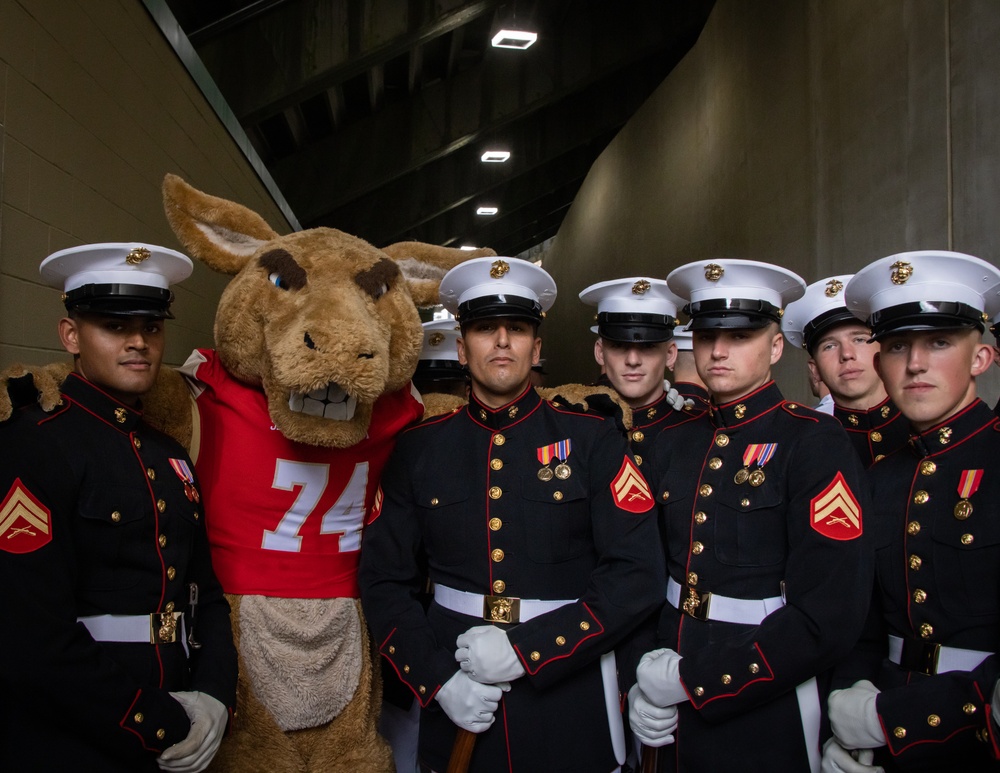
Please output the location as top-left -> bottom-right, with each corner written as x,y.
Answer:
268,272 -> 290,291
372,282 -> 390,301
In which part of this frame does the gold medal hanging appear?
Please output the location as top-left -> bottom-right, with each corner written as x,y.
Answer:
954,500 -> 973,520
734,468 -> 749,485
538,466 -> 554,482
554,463 -> 572,480
748,469 -> 766,487
954,469 -> 983,521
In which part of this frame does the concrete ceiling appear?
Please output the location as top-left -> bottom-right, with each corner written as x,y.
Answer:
161,0 -> 714,255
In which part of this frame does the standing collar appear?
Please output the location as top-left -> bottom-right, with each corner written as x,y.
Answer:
907,399 -> 994,458
61,372 -> 143,433
710,381 -> 783,428
834,395 -> 900,430
466,384 -> 542,431
632,393 -> 671,428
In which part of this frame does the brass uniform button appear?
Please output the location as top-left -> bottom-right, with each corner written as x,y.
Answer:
632,430 -> 645,443
963,703 -> 977,715
403,665 -> 410,673
489,518 -> 502,531
688,572 -> 699,586
909,554 -> 922,571
111,511 -> 122,523
489,486 -> 502,500
920,623 -> 933,638
635,455 -> 643,466
579,621 -> 590,631
493,434 -> 506,446
920,460 -> 936,475
147,467 -> 156,480
662,491 -> 670,501
418,685 -> 426,694
907,521 -> 921,536
874,454 -> 885,462
787,403 -> 798,410
721,674 -> 732,685
740,498 -> 750,507
389,645 -> 396,654
158,534 -> 167,548
893,727 -> 906,739
748,663 -> 760,674
699,484 -> 713,497
491,458 -> 503,470
430,497 -> 439,506
715,434 -> 729,447
694,511 -> 707,525
530,651 -> 541,661
708,457 -> 722,470
166,566 -> 176,581
870,431 -> 883,443
978,728 -> 990,742
491,549 -> 505,562
913,589 -> 927,603
693,686 -> 705,697
553,491 -> 563,501
165,601 -> 175,613
193,511 -> 199,520
133,437 -> 142,449
134,712 -> 144,724
961,533 -> 974,545
556,636 -> 566,646
157,499 -> 167,513
493,580 -> 506,593
156,728 -> 166,740
913,490 -> 929,505
927,715 -> 941,727
692,541 -> 704,555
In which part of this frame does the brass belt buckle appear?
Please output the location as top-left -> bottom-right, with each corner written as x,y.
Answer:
151,611 -> 179,644
682,588 -> 711,621
483,595 -> 520,624
899,638 -> 941,675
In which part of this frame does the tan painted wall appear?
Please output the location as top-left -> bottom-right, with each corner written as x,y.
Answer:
544,0 -> 1000,406
0,0 -> 292,369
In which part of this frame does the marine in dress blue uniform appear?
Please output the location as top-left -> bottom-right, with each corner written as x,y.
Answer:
630,260 -> 873,773
0,244 -> 237,772
783,275 -> 909,468
825,251 -> 1000,772
359,257 -> 664,773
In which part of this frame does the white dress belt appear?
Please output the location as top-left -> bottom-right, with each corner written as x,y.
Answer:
666,576 -> 784,625
887,634 -> 991,674
78,613 -> 188,656
432,583 -> 574,622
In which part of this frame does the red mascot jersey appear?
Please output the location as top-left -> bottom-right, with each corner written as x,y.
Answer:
180,349 -> 424,598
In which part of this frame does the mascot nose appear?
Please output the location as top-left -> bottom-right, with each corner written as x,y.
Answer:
303,330 -> 374,359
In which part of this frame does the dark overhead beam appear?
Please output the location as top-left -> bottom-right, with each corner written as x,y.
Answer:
187,0 -> 295,46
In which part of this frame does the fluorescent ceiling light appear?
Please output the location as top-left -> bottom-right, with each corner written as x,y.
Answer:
481,150 -> 511,163
460,245 -> 478,251
476,206 -> 499,216
491,29 -> 537,49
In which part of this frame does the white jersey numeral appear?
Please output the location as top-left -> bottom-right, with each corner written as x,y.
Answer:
261,459 -> 369,553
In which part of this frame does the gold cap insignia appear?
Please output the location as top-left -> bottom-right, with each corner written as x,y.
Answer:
632,279 -> 651,295
825,279 -> 844,297
428,332 -> 445,347
490,259 -> 510,279
705,263 -> 724,282
125,247 -> 151,265
890,260 -> 913,285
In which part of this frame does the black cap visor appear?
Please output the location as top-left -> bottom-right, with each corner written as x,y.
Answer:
686,298 -> 781,330
457,294 -> 542,325
64,283 -> 175,319
869,301 -> 985,341
597,312 -> 675,343
803,308 -> 864,354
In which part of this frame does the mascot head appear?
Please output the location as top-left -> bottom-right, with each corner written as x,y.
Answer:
162,174 -> 491,448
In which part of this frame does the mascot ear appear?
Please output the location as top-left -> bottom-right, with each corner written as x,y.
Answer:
162,174 -> 280,276
381,241 -> 496,308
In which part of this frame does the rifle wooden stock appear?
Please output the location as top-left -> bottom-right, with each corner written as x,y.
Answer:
641,744 -> 659,773
446,728 -> 477,773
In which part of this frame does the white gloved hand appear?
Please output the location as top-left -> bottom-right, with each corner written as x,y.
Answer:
828,680 -> 886,750
662,379 -> 690,412
635,648 -> 689,708
434,671 -> 505,733
157,692 -> 228,773
628,684 -> 679,747
455,625 -> 526,684
992,678 -> 1000,728
821,737 -> 882,773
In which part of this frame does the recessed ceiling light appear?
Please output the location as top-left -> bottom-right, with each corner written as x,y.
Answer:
481,150 -> 511,163
476,206 -> 499,216
491,29 -> 537,50
460,245 -> 478,251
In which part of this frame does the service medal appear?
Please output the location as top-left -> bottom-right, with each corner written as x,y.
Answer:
955,470 -> 983,520
537,466 -> 554,482
554,463 -> 572,480
734,468 -> 750,485
748,469 -> 766,487
954,500 -> 973,520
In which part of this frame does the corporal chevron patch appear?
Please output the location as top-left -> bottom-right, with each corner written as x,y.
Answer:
810,471 -> 862,540
0,479 -> 52,554
611,457 -> 654,513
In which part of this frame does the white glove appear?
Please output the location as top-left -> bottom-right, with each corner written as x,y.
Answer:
828,680 -> 886,750
992,678 -> 1000,728
434,671 -> 506,733
821,738 -> 882,773
663,380 -> 689,412
628,684 -> 678,747
455,625 -> 526,684
157,692 -> 228,773
635,648 -> 689,708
